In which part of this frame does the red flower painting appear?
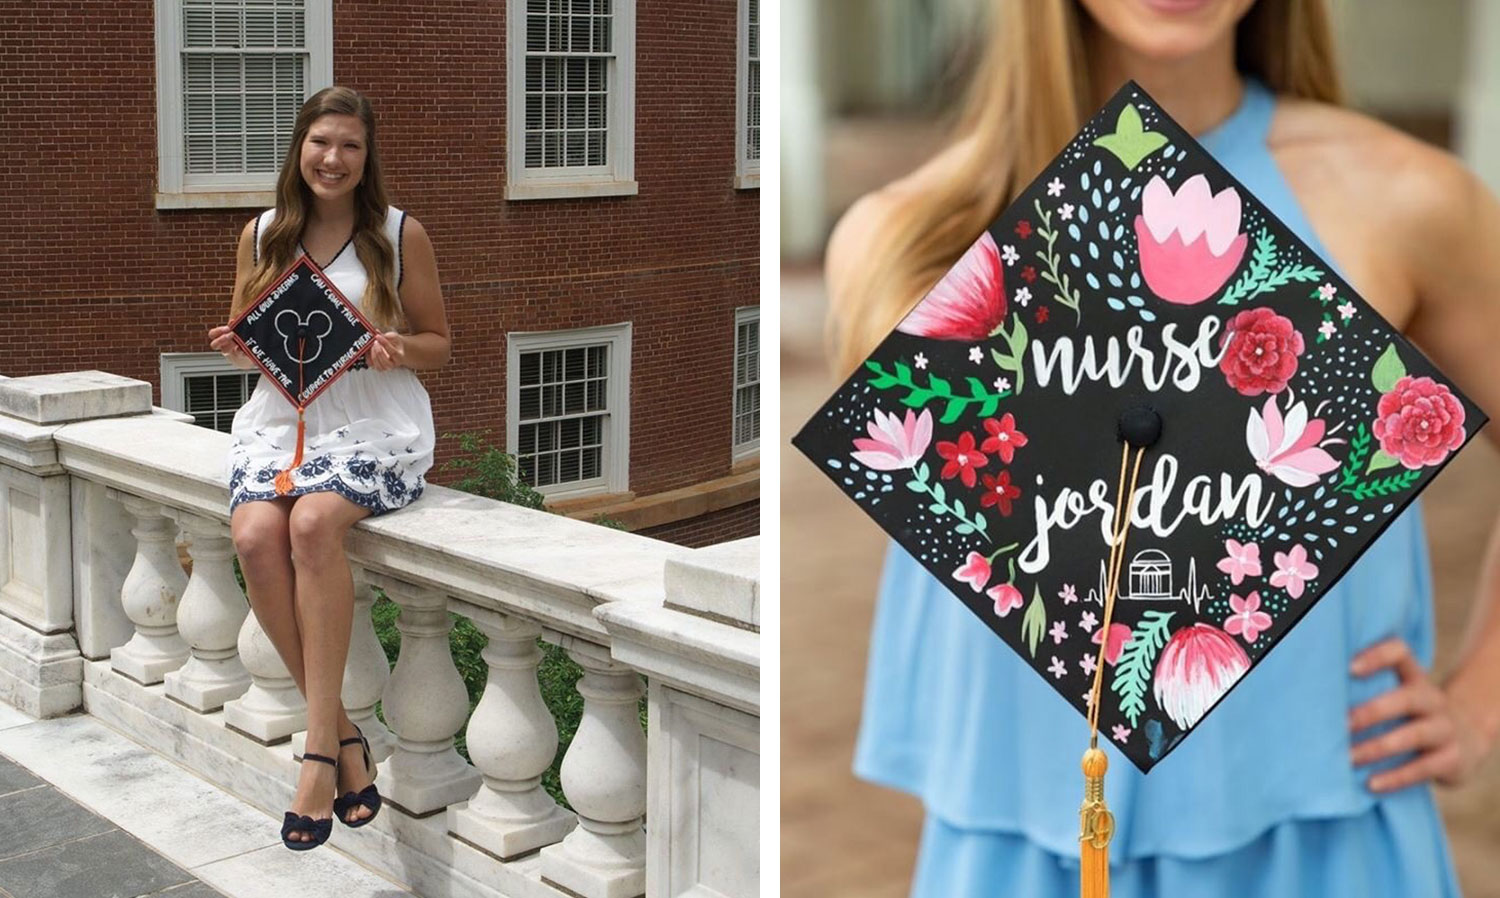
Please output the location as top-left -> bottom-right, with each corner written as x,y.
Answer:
936,431 -> 988,488
1374,375 -> 1466,469
979,470 -> 1022,516
1219,307 -> 1305,396
896,232 -> 1007,341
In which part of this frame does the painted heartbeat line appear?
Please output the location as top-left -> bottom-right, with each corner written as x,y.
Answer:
1087,548 -> 1211,613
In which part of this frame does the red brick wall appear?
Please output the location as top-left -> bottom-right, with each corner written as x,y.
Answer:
0,1 -> 758,528
637,499 -> 759,548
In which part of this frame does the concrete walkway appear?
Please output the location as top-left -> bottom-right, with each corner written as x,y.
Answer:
0,699 -> 416,898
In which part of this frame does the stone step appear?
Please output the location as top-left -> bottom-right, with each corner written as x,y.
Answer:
0,699 -> 417,898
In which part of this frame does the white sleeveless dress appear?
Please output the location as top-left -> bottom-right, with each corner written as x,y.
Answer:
225,206 -> 435,516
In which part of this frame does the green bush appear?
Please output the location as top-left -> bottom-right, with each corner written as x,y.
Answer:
436,429 -> 547,509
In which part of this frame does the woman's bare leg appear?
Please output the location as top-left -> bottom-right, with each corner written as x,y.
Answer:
231,496 -> 308,691
284,491 -> 377,837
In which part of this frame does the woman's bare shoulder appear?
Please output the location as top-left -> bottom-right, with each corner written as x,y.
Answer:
1271,96 -> 1480,233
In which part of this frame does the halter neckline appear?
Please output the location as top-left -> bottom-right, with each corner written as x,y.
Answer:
1196,77 -> 1275,155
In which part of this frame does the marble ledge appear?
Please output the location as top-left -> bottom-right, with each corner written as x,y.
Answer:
594,601 -> 759,715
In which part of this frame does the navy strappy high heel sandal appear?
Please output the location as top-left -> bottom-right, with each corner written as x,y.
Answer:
281,752 -> 337,851
332,726 -> 382,828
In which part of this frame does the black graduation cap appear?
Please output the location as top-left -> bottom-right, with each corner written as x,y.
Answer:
792,81 -> 1488,777
228,254 -> 378,494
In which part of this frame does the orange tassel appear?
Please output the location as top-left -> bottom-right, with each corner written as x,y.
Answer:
273,408 -> 306,495
1079,747 -> 1113,898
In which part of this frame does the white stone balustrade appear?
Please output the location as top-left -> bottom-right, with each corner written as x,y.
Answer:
345,569 -> 395,761
449,609 -> 575,860
370,571 -> 482,817
223,604 -> 308,744
0,368 -> 761,898
597,539 -> 761,898
108,492 -> 191,686
541,647 -> 649,898
163,511 -> 250,712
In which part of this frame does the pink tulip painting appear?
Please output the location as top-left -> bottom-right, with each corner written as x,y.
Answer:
850,408 -> 933,471
896,232 -> 1009,340
1134,174 -> 1249,305
1152,624 -> 1250,730
989,582 -> 1024,617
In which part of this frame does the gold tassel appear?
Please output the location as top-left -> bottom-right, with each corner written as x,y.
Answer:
1079,747 -> 1113,898
1077,442 -> 1145,898
274,338 -> 307,496
273,407 -> 306,495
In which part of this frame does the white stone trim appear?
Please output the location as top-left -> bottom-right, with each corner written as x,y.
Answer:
735,0 -> 760,189
732,306 -> 759,461
505,0 -> 636,201
506,323 -> 632,500
159,352 -> 258,428
154,0 -> 333,205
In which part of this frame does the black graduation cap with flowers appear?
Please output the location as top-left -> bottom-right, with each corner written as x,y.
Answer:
228,254 -> 378,494
792,81 -> 1486,775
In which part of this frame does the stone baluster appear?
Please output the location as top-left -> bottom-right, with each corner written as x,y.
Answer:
162,511 -> 250,712
449,612 -> 575,860
222,601 -> 306,744
108,492 -> 190,685
369,572 -> 481,817
541,647 -> 647,898
346,569 -> 395,761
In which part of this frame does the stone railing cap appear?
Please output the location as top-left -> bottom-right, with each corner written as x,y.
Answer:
663,537 -> 760,630
0,371 -> 152,425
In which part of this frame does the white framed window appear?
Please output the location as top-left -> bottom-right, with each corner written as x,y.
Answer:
735,0 -> 760,189
161,353 -> 261,432
507,323 -> 632,498
506,0 -> 637,201
732,307 -> 760,459
155,0 -> 333,209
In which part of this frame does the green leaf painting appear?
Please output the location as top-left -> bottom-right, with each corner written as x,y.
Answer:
1022,586 -> 1047,658
1371,343 -> 1407,394
1112,611 -> 1173,727
1216,229 -> 1325,305
1092,104 -> 1168,171
864,359 -> 1009,423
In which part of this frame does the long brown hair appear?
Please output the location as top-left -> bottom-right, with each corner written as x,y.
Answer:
828,0 -> 1342,376
233,86 -> 404,331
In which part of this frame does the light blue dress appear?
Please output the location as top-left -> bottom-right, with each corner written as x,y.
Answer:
854,79 -> 1463,897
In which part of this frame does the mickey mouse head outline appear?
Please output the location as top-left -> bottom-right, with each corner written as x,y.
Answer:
274,309 -> 335,363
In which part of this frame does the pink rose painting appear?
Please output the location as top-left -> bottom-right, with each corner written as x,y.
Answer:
1092,622 -> 1134,666
953,552 -> 991,593
1220,307 -> 1305,396
1373,376 -> 1466,469
897,232 -> 1008,341
1134,174 -> 1248,305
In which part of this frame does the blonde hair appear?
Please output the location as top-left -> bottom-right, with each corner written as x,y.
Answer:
828,0 -> 1342,376
233,86 -> 405,332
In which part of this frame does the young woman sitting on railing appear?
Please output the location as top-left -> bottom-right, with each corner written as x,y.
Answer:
207,85 -> 451,850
